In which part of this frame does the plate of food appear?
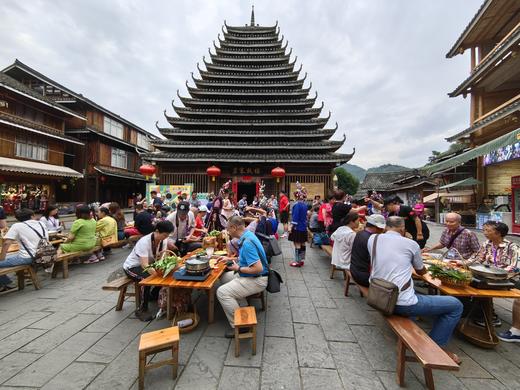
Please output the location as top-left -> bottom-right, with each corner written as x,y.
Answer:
209,258 -> 218,269
214,250 -> 227,256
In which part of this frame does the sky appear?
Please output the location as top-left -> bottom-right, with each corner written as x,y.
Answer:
1,0 -> 484,169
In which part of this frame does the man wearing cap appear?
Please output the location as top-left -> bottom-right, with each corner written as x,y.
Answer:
349,214 -> 386,292
166,201 -> 200,255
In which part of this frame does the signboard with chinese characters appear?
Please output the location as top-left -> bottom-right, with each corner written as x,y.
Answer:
231,167 -> 261,176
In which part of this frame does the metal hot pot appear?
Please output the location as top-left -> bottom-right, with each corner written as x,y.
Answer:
469,264 -> 509,281
185,256 -> 210,275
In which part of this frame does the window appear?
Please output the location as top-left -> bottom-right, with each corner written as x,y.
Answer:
137,132 -> 150,150
111,147 -> 127,169
104,116 -> 124,139
15,136 -> 48,161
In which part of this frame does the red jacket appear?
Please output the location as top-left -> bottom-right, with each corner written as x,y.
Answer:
279,195 -> 289,212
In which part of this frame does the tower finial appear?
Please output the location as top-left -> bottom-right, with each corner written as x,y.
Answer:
250,4 -> 255,26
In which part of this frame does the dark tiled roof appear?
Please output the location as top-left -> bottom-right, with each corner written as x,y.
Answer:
360,171 -> 413,191
142,151 -> 353,163
94,166 -> 147,181
157,126 -> 337,138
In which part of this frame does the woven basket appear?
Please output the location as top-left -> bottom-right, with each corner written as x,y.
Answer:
172,310 -> 199,333
438,274 -> 472,287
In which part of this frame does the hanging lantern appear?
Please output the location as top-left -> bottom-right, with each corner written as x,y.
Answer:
271,166 -> 285,183
206,165 -> 221,182
139,164 -> 156,180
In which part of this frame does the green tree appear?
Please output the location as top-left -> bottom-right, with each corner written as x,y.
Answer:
334,167 -> 359,195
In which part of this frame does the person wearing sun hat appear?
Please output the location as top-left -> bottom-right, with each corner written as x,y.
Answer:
288,182 -> 308,267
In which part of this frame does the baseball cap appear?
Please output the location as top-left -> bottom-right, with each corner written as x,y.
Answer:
366,214 -> 386,229
177,201 -> 190,215
199,205 -> 208,212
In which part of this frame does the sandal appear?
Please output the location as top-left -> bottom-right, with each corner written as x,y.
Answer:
443,350 -> 462,365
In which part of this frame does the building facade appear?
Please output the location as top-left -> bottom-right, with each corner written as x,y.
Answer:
144,10 -> 353,201
2,60 -> 157,208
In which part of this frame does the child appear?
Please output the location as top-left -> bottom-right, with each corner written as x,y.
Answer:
288,182 -> 308,267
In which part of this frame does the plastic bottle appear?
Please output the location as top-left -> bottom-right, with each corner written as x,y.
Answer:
177,318 -> 193,328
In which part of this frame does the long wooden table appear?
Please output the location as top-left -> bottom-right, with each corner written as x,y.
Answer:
140,253 -> 227,323
417,271 -> 520,348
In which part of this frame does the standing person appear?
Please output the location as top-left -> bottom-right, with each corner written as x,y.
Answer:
312,195 -> 321,206
189,192 -> 201,209
368,216 -> 463,364
221,191 -> 235,221
423,212 -> 480,259
329,190 -> 352,235
384,195 -> 430,249
150,191 -> 163,210
279,190 -> 290,238
216,216 -> 268,337
252,196 -> 259,208
317,194 -> 334,233
123,221 -> 174,321
125,203 -> 154,237
288,183 -> 308,267
238,194 -> 248,216
330,212 -> 360,270
40,205 -> 63,233
0,209 -> 49,291
270,194 -> 279,220
350,214 -> 386,292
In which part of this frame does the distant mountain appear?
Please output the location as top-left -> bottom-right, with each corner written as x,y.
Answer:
339,163 -> 366,182
366,164 -> 411,174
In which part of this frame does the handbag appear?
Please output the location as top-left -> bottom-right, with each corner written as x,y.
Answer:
367,234 -> 411,316
256,232 -> 282,258
266,268 -> 283,293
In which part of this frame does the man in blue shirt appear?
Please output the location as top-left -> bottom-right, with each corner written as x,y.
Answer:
217,215 -> 268,338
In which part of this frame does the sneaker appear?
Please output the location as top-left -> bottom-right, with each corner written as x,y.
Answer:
135,309 -> 153,322
97,255 -> 106,261
84,255 -> 99,264
155,308 -> 166,320
473,315 -> 502,328
224,327 -> 249,338
44,264 -> 55,273
497,330 -> 520,343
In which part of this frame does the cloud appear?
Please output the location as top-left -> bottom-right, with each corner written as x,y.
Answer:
0,0 -> 482,169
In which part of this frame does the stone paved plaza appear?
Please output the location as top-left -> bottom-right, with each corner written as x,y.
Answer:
1,224 -> 520,389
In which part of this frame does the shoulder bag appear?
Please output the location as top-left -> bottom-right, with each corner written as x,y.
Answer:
367,234 -> 411,316
21,222 -> 57,267
248,236 -> 283,293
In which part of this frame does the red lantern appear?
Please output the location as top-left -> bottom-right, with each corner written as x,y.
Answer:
206,165 -> 221,182
139,164 -> 156,180
271,166 -> 285,183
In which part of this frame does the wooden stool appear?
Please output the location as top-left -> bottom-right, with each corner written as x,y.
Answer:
234,306 -> 257,357
330,264 -> 348,280
246,290 -> 266,311
138,326 -> 179,390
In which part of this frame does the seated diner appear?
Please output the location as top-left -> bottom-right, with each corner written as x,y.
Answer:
58,205 -> 97,259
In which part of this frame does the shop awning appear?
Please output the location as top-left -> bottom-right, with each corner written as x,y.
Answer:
423,190 -> 474,203
423,128 -> 520,175
94,166 -> 148,181
439,178 -> 482,190
0,156 -> 83,178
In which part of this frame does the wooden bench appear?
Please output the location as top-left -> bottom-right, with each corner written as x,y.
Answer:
0,265 -> 40,290
138,326 -> 179,390
234,306 -> 257,357
128,234 -> 143,243
321,244 -> 353,297
385,315 -> 459,390
52,246 -> 102,279
102,276 -> 141,311
102,239 -> 128,249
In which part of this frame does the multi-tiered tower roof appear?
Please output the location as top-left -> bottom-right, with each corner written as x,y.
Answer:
145,8 -> 353,164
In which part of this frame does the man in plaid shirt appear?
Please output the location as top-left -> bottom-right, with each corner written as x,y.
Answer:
423,213 -> 480,259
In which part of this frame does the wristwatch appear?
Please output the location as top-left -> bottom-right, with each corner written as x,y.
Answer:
238,266 -> 242,273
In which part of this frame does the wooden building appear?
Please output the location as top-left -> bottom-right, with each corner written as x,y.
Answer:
2,60 -> 157,207
144,9 -> 353,200
425,0 -> 520,229
0,72 -> 84,214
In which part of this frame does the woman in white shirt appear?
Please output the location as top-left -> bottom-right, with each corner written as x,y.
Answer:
40,205 -> 63,233
330,212 -> 360,270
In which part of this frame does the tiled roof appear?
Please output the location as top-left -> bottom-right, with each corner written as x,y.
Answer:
359,171 -> 413,191
157,126 -> 337,138
94,166 -> 147,181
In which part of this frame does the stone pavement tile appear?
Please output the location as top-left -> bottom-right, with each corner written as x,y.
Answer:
0,352 -> 42,385
41,362 -> 106,390
27,310 -> 79,330
5,331 -> 104,388
375,370 -> 424,390
294,323 -> 335,369
300,367 -> 343,390
350,325 -> 396,371
445,342 -> 493,379
82,304 -> 133,333
316,308 -> 355,342
323,279 -> 349,299
308,287 -> 336,309
459,378 -> 508,390
0,311 -> 50,341
151,321 -> 206,366
263,337 -> 298,368
224,320 -> 265,367
0,328 -> 47,359
302,272 -> 325,288
408,364 -> 467,389
286,280 -> 309,297
261,366 -> 301,390
496,340 -> 520,370
456,340 -> 520,388
37,297 -> 97,314
175,336 -> 230,390
218,366 -> 260,389
337,369 -> 386,390
20,313 -> 99,354
77,318 -> 148,364
0,386 -> 39,390
335,298 -> 379,326
284,266 -> 304,281
290,297 -> 319,324
204,317 -> 231,338
266,300 -> 293,324
265,321 -> 294,338
329,341 -> 373,374
129,364 -> 184,390
81,299 -> 116,315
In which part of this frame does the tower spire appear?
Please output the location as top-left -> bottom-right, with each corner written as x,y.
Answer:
250,4 -> 255,26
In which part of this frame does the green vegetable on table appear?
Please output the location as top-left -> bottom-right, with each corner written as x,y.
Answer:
208,230 -> 220,237
428,264 -> 472,281
145,255 -> 179,278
